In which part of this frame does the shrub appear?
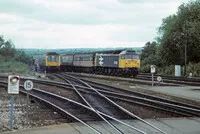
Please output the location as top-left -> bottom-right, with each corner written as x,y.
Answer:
186,62 -> 200,77
157,65 -> 175,76
140,63 -> 151,73
0,60 -> 29,73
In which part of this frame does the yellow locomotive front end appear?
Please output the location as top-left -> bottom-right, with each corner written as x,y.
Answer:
45,52 -> 60,72
119,55 -> 140,68
119,50 -> 140,76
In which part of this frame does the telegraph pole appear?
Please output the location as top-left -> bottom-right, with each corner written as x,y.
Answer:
184,11 -> 188,76
184,29 -> 187,76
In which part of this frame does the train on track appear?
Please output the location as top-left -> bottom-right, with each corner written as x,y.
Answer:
34,52 -> 60,72
34,49 -> 140,76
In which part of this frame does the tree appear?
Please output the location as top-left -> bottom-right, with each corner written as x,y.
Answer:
140,41 -> 163,73
0,35 -> 31,64
158,0 -> 200,65
0,36 -> 15,57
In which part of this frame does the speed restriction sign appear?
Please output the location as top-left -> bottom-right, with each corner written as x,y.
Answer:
157,76 -> 162,82
24,80 -> 33,91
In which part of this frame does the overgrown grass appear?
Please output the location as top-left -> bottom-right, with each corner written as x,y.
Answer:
0,60 -> 29,73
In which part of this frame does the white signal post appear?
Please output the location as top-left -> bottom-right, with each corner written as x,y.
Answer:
150,65 -> 156,86
8,74 -> 20,129
24,80 -> 34,125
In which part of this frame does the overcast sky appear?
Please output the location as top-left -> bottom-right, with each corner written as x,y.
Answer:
0,0 -> 190,49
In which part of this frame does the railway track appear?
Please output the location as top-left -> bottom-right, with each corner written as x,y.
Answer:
0,78 -> 151,133
1,73 -> 200,133
57,73 -> 200,116
64,72 -> 200,86
0,82 -> 103,133
2,74 -> 200,117
54,73 -> 167,134
137,73 -> 200,86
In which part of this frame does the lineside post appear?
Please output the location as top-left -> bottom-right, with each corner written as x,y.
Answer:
150,65 -> 156,87
8,74 -> 20,129
152,73 -> 154,86
10,95 -> 14,129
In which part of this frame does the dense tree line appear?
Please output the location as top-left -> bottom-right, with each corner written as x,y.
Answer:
141,0 -> 200,75
0,35 -> 31,64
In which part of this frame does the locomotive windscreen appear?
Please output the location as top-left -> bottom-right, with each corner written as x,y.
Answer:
47,55 -> 59,62
122,54 -> 139,59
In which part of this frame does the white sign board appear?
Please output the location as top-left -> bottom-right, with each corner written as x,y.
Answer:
151,65 -> 156,73
24,80 -> 33,91
8,75 -> 20,94
175,65 -> 181,76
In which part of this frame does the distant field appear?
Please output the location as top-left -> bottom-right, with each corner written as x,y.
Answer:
19,47 -> 143,56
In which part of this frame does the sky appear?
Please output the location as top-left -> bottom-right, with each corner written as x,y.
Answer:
0,0 -> 190,49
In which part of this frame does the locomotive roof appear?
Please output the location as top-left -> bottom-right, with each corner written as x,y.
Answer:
59,49 -> 137,55
96,49 -> 136,54
46,52 -> 59,55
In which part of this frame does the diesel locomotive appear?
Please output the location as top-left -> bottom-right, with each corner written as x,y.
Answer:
60,49 -> 140,76
34,49 -> 140,76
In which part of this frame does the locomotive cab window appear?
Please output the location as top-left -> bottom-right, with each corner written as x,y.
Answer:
122,55 -> 139,59
47,55 -> 59,62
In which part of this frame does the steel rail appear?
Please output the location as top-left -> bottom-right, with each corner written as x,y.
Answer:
41,77 -> 195,117
74,78 -> 200,112
26,84 -> 148,134
23,90 -> 102,134
33,85 -> 147,134
53,75 -> 199,116
64,73 -> 167,134
8,74 -> 199,116
2,79 -> 147,134
54,74 -> 124,134
0,82 -> 102,134
91,88 -> 200,115
136,75 -> 200,86
58,83 -> 197,117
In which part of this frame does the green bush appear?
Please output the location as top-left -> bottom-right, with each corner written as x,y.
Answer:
186,62 -> 200,77
140,63 -> 151,73
157,65 -> 175,75
0,60 -> 29,73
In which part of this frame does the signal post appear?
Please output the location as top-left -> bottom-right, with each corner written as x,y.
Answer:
8,74 -> 20,129
24,80 -> 34,125
150,65 -> 156,86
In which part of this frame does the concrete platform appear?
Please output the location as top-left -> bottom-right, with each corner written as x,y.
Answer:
4,118 -> 200,134
146,86 -> 200,102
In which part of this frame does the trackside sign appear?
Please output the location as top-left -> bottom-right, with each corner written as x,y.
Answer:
8,75 -> 20,94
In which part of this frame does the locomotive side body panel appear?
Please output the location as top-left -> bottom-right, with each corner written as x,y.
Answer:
73,54 -> 94,67
60,54 -> 74,72
95,54 -> 119,68
60,54 -> 74,66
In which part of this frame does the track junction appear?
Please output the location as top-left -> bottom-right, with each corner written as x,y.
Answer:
0,72 -> 200,134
